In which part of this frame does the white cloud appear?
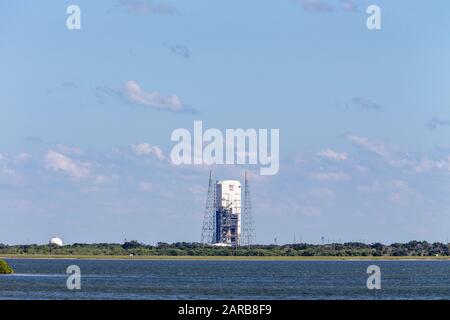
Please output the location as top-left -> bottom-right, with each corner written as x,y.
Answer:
295,0 -> 334,12
308,188 -> 336,201
0,154 -> 25,185
341,0 -> 358,12
94,174 -> 119,185
119,0 -> 178,15
310,172 -> 350,181
346,134 -> 392,160
389,180 -> 422,206
124,80 -> 187,113
139,181 -> 154,192
346,133 -> 450,174
409,156 -> 450,174
357,181 -> 383,194
55,144 -> 82,156
131,143 -> 166,160
292,153 -> 309,165
297,204 -> 322,216
45,150 -> 90,179
317,149 -> 348,161
0,166 -> 20,183
14,153 -> 32,163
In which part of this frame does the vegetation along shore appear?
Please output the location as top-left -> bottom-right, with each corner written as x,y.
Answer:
1,241 -> 449,260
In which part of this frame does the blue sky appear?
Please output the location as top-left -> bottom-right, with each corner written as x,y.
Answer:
1,0 -> 450,245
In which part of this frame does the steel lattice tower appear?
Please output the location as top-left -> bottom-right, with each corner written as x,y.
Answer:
201,170 -> 216,244
241,171 -> 255,246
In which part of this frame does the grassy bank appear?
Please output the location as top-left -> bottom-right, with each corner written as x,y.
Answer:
1,254 -> 449,261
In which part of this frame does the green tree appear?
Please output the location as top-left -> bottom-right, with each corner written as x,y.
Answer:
0,259 -> 13,274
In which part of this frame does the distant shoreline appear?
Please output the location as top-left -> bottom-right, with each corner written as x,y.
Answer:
2,254 -> 449,261
3,241 -> 448,259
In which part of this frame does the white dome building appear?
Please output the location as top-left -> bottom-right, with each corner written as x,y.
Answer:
49,236 -> 64,247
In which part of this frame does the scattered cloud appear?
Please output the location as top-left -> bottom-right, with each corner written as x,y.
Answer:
46,82 -> 78,95
55,144 -> 82,156
428,117 -> 450,131
317,149 -> 348,161
61,82 -> 77,89
351,97 -> 382,110
139,181 -> 154,192
410,156 -> 450,174
308,188 -> 336,201
0,155 -> 24,185
296,204 -> 322,216
3,135 -> 450,243
93,86 -> 123,104
94,174 -> 120,186
294,0 -> 360,14
389,180 -> 422,206
357,181 -> 383,195
341,0 -> 358,12
346,133 -> 450,174
14,153 -> 32,163
358,179 -> 423,206
119,0 -> 178,15
150,3 -> 178,15
131,143 -> 166,160
294,0 -> 334,13
25,136 -> 43,144
124,80 -> 195,113
45,150 -> 90,180
167,44 -> 190,58
346,134 -> 394,162
53,82 -> 195,113
310,172 -> 350,181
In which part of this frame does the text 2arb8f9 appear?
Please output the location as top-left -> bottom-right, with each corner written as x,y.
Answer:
222,304 -> 272,316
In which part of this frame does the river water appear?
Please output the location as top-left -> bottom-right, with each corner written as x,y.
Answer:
0,259 -> 449,299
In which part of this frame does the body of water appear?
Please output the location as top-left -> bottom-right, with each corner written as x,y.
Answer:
0,259 -> 449,300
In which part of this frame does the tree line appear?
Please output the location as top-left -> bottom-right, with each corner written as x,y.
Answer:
0,240 -> 449,257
